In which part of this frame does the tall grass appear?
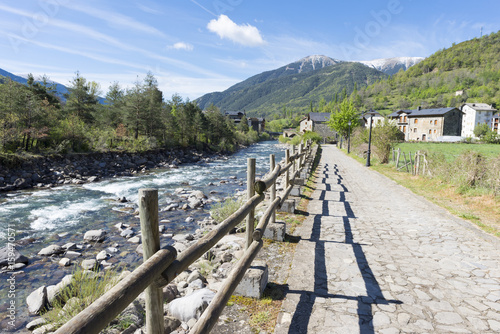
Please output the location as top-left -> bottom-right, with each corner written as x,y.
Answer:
210,196 -> 245,223
41,266 -> 123,331
416,150 -> 499,196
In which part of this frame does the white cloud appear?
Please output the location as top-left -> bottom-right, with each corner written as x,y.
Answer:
170,42 -> 194,51
207,15 -> 265,47
60,2 -> 166,38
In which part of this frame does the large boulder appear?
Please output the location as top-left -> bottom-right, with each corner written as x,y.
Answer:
83,229 -> 106,242
47,274 -> 73,305
38,244 -> 64,256
167,288 -> 215,322
0,246 -> 29,267
26,286 -> 48,314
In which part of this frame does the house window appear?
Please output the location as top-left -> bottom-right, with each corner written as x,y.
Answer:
404,116 -> 407,123
403,126 -> 407,132
429,129 -> 432,134
414,119 -> 418,124
414,128 -> 417,133
434,129 -> 437,134
422,134 -> 426,141
434,120 -> 438,125
429,120 -> 432,124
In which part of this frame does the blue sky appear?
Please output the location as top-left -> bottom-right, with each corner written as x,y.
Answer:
1,0 -> 499,100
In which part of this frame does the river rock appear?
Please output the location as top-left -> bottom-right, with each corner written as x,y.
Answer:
59,258 -> 71,266
165,203 -> 179,211
83,229 -> 106,242
188,198 -> 203,209
47,274 -> 73,305
87,176 -> 99,183
38,244 -> 64,256
26,286 -> 48,314
128,236 -> 141,244
14,178 -> 31,189
163,284 -> 179,303
167,288 -> 215,322
187,270 -> 204,284
185,217 -> 194,223
26,318 -> 47,331
190,190 -> 207,199
64,251 -> 82,259
62,242 -> 77,250
0,245 -> 29,267
120,228 -> 135,238
164,316 -> 182,333
96,250 -> 109,261
81,259 -> 98,270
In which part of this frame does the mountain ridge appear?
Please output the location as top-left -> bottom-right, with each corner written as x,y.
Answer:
195,55 -> 422,114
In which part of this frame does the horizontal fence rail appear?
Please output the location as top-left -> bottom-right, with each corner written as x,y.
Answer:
54,140 -> 315,334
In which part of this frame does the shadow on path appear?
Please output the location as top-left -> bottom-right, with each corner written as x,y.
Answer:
288,163 -> 401,334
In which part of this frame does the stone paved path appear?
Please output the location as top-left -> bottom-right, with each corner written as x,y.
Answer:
275,145 -> 500,334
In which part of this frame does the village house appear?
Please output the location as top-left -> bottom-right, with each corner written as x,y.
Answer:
363,111 -> 385,128
248,117 -> 265,132
493,111 -> 500,134
388,107 -> 463,141
461,103 -> 498,138
299,112 -> 336,139
224,110 -> 246,125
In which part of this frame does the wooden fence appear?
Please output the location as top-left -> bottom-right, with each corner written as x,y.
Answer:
392,148 -> 429,176
54,140 -> 314,334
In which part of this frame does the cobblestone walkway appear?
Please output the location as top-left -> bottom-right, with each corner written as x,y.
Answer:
275,145 -> 500,334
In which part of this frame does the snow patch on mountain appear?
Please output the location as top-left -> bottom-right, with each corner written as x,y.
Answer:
358,57 -> 424,75
286,55 -> 343,73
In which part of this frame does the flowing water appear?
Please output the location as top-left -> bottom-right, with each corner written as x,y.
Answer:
0,140 -> 286,330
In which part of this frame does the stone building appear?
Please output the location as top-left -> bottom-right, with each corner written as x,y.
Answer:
299,112 -> 337,139
388,107 -> 463,141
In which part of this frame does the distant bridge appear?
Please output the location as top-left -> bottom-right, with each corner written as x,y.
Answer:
283,129 -> 299,138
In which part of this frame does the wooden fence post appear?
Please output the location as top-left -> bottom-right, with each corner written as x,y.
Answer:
291,145 -> 296,175
246,158 -> 256,249
285,149 -> 290,189
139,188 -> 164,334
270,154 -> 276,225
396,148 -> 401,170
298,143 -> 303,168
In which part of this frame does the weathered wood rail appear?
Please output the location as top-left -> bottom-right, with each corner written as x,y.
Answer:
54,140 -> 315,334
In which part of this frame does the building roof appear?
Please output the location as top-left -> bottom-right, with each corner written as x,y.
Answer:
462,103 -> 498,111
224,110 -> 245,116
309,112 -> 331,122
363,111 -> 383,120
388,107 -> 460,118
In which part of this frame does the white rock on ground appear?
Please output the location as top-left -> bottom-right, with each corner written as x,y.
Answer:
83,229 -> 106,242
26,286 -> 47,314
38,244 -> 64,256
168,288 -> 215,322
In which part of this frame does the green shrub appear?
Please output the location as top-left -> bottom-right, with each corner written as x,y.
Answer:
278,135 -> 290,144
371,121 -> 403,163
301,131 -> 322,143
210,196 -> 244,223
289,135 -> 302,146
259,132 -> 271,140
42,266 -> 123,331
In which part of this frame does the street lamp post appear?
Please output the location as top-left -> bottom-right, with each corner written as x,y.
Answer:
366,110 -> 374,167
347,120 -> 351,154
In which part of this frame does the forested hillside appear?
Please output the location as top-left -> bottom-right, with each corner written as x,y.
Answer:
0,72 -> 262,155
357,31 -> 500,114
198,62 -> 387,118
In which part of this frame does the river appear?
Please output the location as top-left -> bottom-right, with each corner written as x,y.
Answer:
0,140 -> 286,331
